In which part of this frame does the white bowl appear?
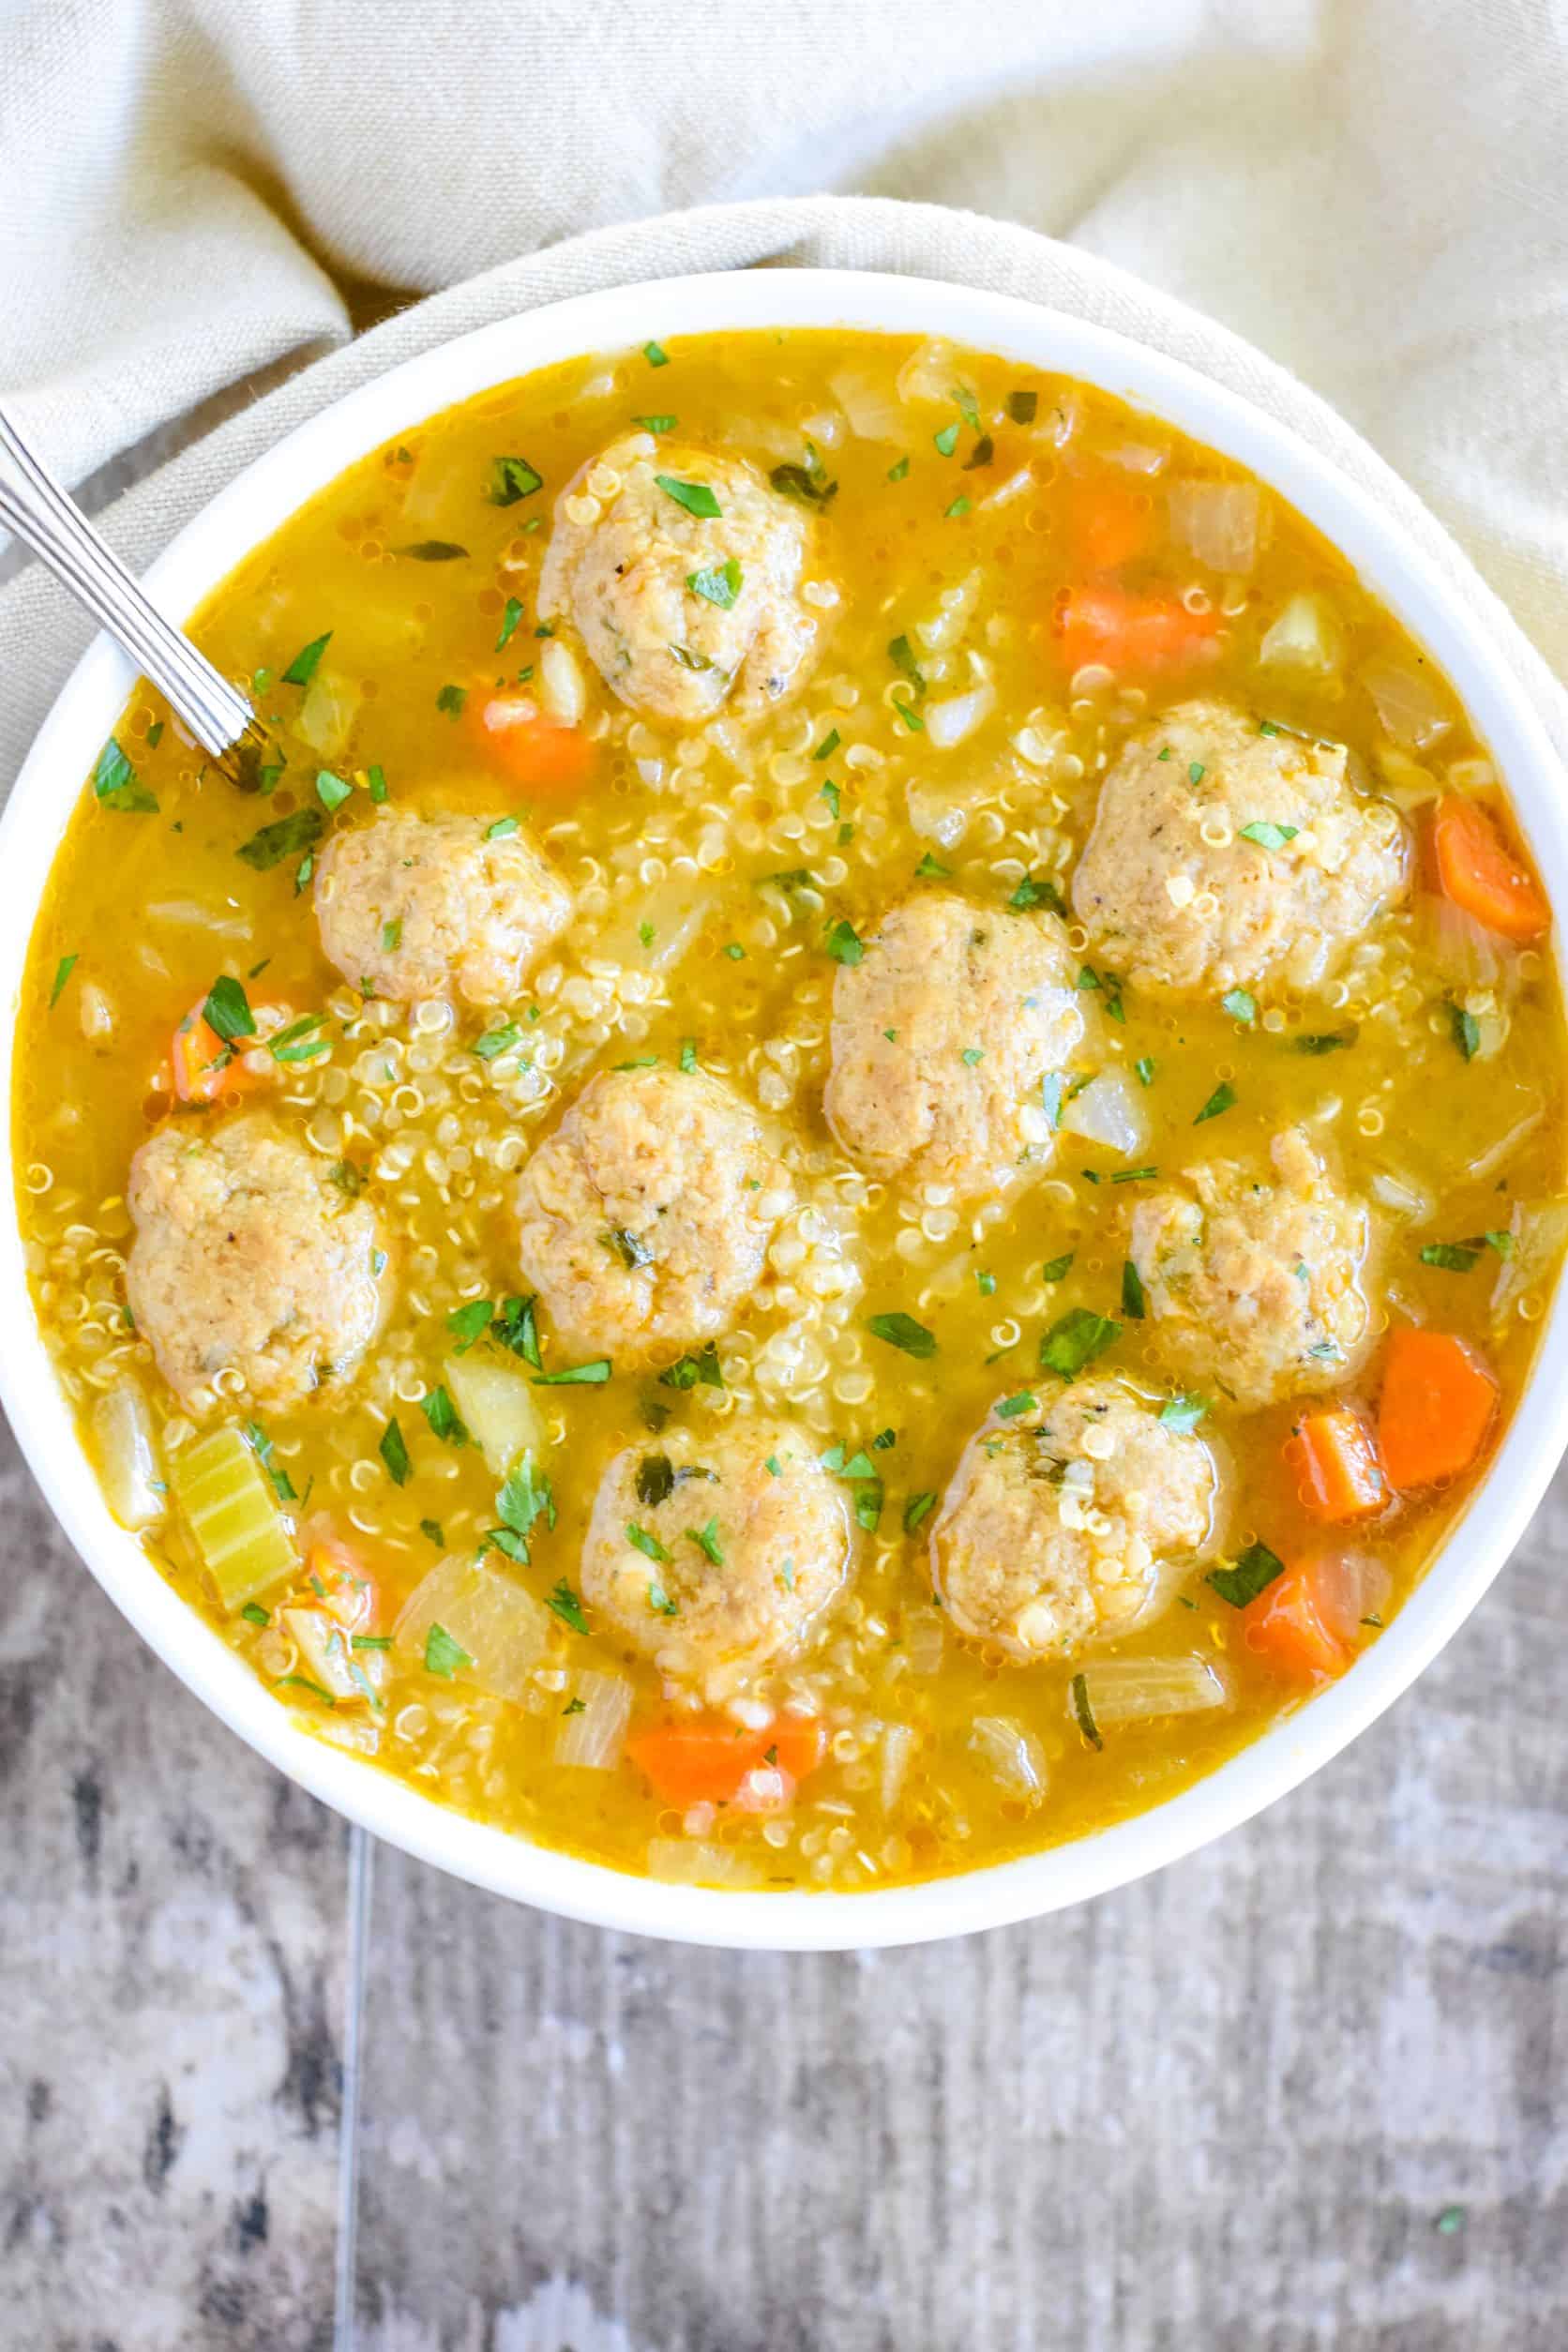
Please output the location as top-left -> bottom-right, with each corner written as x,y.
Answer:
4,269 -> 1565,1951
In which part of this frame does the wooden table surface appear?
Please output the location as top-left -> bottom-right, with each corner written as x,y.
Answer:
2,1395 -> 1563,2352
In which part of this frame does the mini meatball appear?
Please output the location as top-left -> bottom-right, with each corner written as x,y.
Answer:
314,807 -> 571,1005
932,1380 -> 1216,1662
514,1066 -> 792,1364
126,1112 -> 387,1410
1127,1127 -> 1373,1409
581,1418 -> 852,1701
823,892 -> 1084,1195
1072,699 -> 1408,995
537,433 -> 827,727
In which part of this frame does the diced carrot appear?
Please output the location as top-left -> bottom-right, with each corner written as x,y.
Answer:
1064,479 -> 1153,573
471,691 -> 596,794
1431,793 -> 1549,943
1377,1327 -> 1500,1490
170,1003 -> 266,1105
1287,1407 -> 1388,1523
1244,1558 -> 1349,1684
304,1537 -> 378,1631
1051,584 -> 1221,675
626,1712 -> 827,1807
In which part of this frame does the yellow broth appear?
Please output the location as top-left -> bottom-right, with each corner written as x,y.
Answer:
14,328 -> 1567,1892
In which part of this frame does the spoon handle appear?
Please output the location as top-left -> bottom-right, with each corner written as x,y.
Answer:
0,402 -> 258,763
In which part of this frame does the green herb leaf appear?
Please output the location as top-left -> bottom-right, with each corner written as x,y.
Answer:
887,455 -> 911,482
1122,1259 -> 1147,1319
678,1037 -> 699,1074
241,1602 -> 271,1628
1006,389 -> 1038,423
533,1358 -> 612,1386
1194,1080 -> 1237,1124
633,412 -> 676,431
243,1419 -> 296,1502
1009,873 -> 1068,916
1070,1671 -> 1103,1751
446,1300 -> 494,1352
605,1226 -> 655,1271
1158,1394 -> 1209,1433
435,684 -> 468,718
686,557 -> 742,608
1040,1250 -> 1075,1283
996,1390 -> 1037,1420
933,421 -> 960,458
145,720 -> 165,747
1239,820 -> 1299,850
378,1419 -> 411,1485
1221,988 -> 1257,1025
488,456 -> 543,505
1450,1001 -> 1481,1062
769,460 -> 837,506
419,1518 -> 445,1547
636,1455 -> 674,1508
92,738 -> 158,813
687,1517 -> 724,1565
888,634 -> 926,694
316,769 -> 353,812
420,1385 -> 469,1446
268,1014 -> 329,1065
903,1491 -> 938,1534
236,807 -> 324,871
1039,1308 -> 1121,1380
203,973 -> 255,1043
656,474 -> 721,520
473,1023 -> 521,1062
496,596 -> 525,651
1420,1241 -> 1481,1273
976,1269 -> 997,1297
825,918 -> 865,966
1208,1541 -> 1285,1609
658,1342 -> 724,1392
424,1621 -> 473,1679
48,954 -> 78,1010
1134,1056 -> 1156,1087
547,1579 -> 590,1634
281,632 -> 331,687
943,495 -> 972,520
1295,1029 -> 1355,1055
398,539 -> 469,561
626,1520 -> 671,1564
643,340 -> 670,368
867,1311 -> 937,1359
962,435 -> 994,472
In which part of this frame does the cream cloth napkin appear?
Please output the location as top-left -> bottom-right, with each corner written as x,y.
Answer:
5,0 -> 1568,788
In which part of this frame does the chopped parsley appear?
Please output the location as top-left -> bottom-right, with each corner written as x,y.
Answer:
378,1419 -> 411,1485
49,955 -> 78,1010
944,495 -> 972,520
485,816 -> 519,840
1420,1241 -> 1482,1273
419,1518 -> 445,1548
813,729 -> 840,761
243,1421 -> 295,1503
382,919 -> 402,953
420,1385 -> 468,1446
398,539 -> 468,561
546,1580 -> 590,1635
1450,1001 -> 1481,1061
92,738 -> 158,813
241,1603 -> 271,1628
424,1621 -> 473,1679
316,769 -> 353,811
824,918 -> 865,966
1158,1395 -> 1209,1433
678,1037 -> 699,1074
435,683 -> 468,718
996,1390 -> 1037,1419
1069,1672 -> 1103,1752
203,973 -> 255,1044
658,1342 -> 724,1391
687,556 -> 742,608
633,413 -> 676,432
488,456 -> 543,505
1239,820 -> 1299,850
1009,873 -> 1068,916
1040,1250 -> 1075,1283
532,1358 -> 612,1386
626,1521 -> 671,1564
687,1517 -> 724,1566
1208,1542 -> 1285,1609
960,1047 -> 984,1067
646,1581 -> 680,1618
268,1014 -> 329,1065
236,807 -> 324,871
473,1023 -> 522,1061
1194,1080 -> 1237,1124
1077,965 -> 1124,1021
281,631 -> 331,687
496,596 -> 525,651
604,1226 -> 655,1271
1295,1029 -> 1355,1055
1006,389 -> 1038,424
1221,988 -> 1257,1025
888,634 -> 927,694
1122,1259 -> 1147,1319
1039,1308 -> 1121,1380
1135,1056 -> 1156,1086
770,456 -> 838,506
867,1311 -> 937,1359
887,455 -> 911,482
976,1269 -> 997,1297
933,421 -> 960,458
656,474 -> 721,520
903,1491 -> 938,1534
643,340 -> 670,368
635,1455 -> 675,1508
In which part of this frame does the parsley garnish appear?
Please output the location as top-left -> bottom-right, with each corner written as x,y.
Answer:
903,1491 -> 938,1533
1221,988 -> 1257,1024
1450,1001 -> 1481,1061
547,1580 -> 590,1634
424,1621 -> 473,1679
686,557 -> 742,608
867,1312 -> 937,1359
378,1420 -> 411,1485
281,632 -> 331,687
1070,1672 -> 1103,1751
488,456 -> 543,505
1194,1081 -> 1236,1124
236,807 -> 324,871
1208,1542 -> 1285,1608
49,954 -> 78,1010
626,1521 -> 670,1563
420,1385 -> 468,1445
203,973 -> 255,1043
656,474 -> 721,520
658,1342 -> 724,1392
1239,821 -> 1298,850
532,1359 -> 612,1386
1039,1308 -> 1121,1380
825,918 -> 865,966
92,738 -> 158,813
1122,1259 -> 1147,1319
1158,1395 -> 1209,1433
1009,873 -> 1067,916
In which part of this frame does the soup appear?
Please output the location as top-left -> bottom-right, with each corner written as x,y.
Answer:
15,328 -> 1565,1893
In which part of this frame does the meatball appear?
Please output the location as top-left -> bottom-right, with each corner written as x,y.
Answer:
1072,699 -> 1408,995
514,1065 -> 792,1364
537,433 -> 827,727
931,1380 -> 1216,1662
1126,1127 -> 1373,1409
581,1418 -> 852,1703
823,892 -> 1084,1195
314,807 -> 570,1006
126,1112 -> 387,1410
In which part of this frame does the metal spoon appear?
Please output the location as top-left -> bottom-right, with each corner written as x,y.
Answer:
0,400 -> 268,784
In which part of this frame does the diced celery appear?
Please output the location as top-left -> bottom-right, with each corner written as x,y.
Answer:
171,1426 -> 296,1611
393,1553 -> 548,1703
442,1352 -> 544,1477
89,1380 -> 165,1530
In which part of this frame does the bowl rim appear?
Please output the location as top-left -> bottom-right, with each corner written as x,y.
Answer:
3,264 -> 1565,1952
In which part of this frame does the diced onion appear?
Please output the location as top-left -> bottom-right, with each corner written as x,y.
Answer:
537,640 -> 586,727
89,1380 -> 165,1530
1311,1553 -> 1393,1646
295,668 -> 363,760
969,1714 -> 1048,1796
1491,1199 -> 1568,1319
903,1606 -> 945,1674
1259,591 -> 1343,677
1081,1655 -> 1229,1724
1425,893 -> 1518,998
442,1353 -> 545,1478
393,1553 -> 548,1703
829,369 -> 905,443
146,900 -> 252,939
897,339 -> 966,407
905,777 -> 971,848
646,1838 -> 759,1888
592,882 -> 714,972
913,570 -> 983,654
1060,1070 -> 1150,1157
171,1425 -> 296,1611
1168,479 -> 1266,574
1370,1168 -> 1434,1222
732,1764 -> 794,1814
923,683 -> 994,750
1467,1093 -> 1545,1181
881,1723 -> 916,1812
1363,655 -> 1453,749
1105,441 -> 1168,475
554,1668 -> 632,1769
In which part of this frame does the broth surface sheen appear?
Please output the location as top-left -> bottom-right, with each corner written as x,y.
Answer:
16,328 -> 1566,1894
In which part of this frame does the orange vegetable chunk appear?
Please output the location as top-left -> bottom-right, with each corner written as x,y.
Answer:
1288,1407 -> 1387,1522
1064,480 -> 1152,573
170,1002 -> 266,1105
626,1713 -> 826,1807
1051,584 -> 1221,675
1244,1558 -> 1349,1684
1377,1327 -> 1500,1491
472,690 -> 596,794
1431,793 -> 1549,942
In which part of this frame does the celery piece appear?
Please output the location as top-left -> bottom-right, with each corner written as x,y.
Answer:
172,1425 -> 296,1611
